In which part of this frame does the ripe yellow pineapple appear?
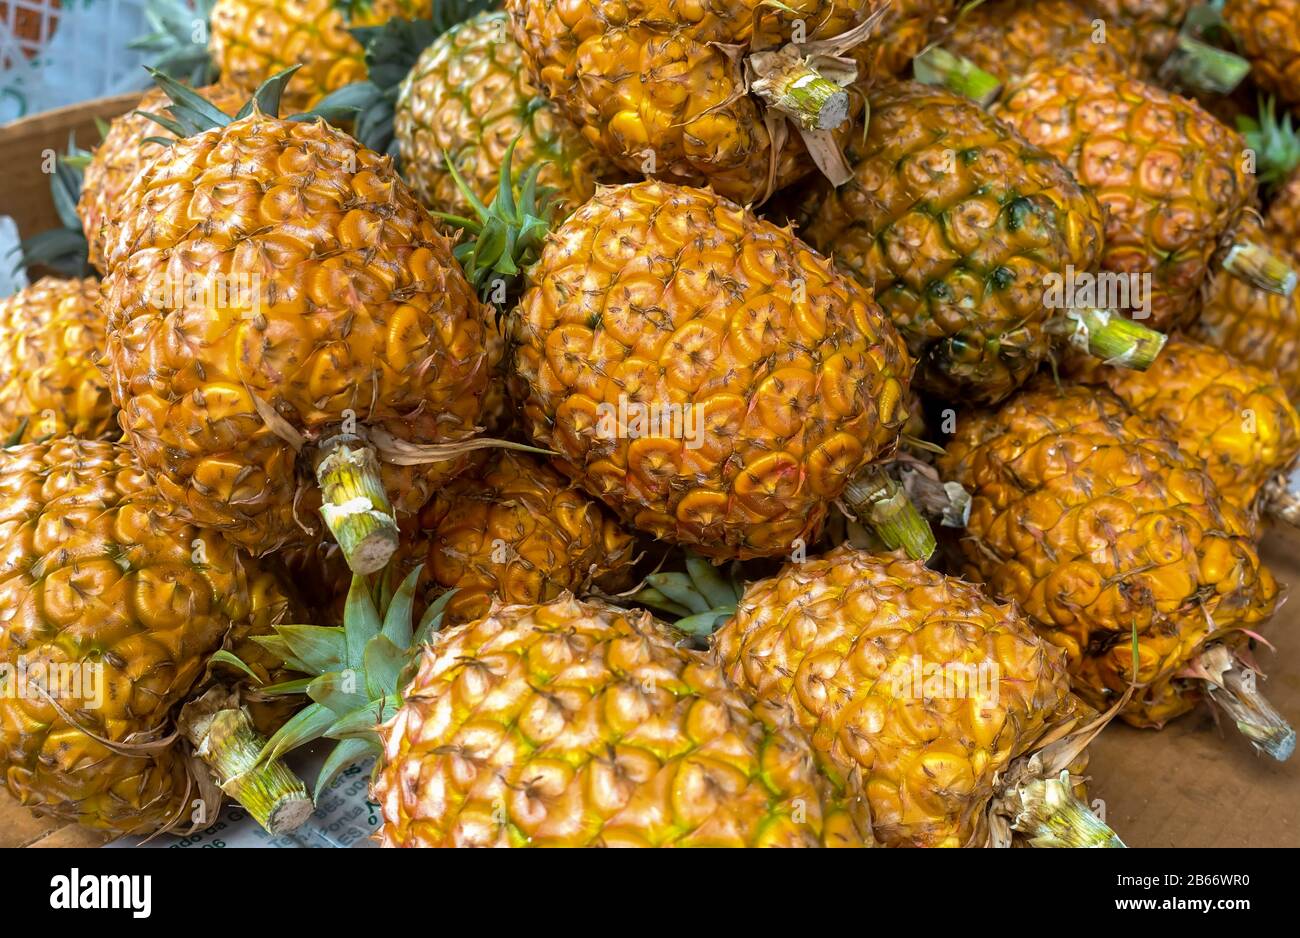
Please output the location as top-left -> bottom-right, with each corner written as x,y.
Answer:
1074,0 -> 1193,71
245,577 -> 874,846
99,76 -> 497,576
803,81 -> 1162,405
391,10 -> 618,219
1071,335 -> 1300,515
713,547 -> 1121,848
0,278 -> 113,444
419,450 -> 637,626
938,382 -> 1290,757
209,0 -> 432,111
508,180 -> 928,560
1222,0 -> 1300,110
859,0 -> 960,80
78,83 -> 245,272
503,0 -> 894,203
0,438 -> 305,834
991,62 -> 1283,331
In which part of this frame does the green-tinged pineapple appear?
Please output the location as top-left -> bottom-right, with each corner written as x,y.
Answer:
1070,334 -> 1300,516
0,278 -> 113,444
99,73 -> 499,578
937,381 -> 1292,759
0,438 -> 309,834
419,450 -> 637,626
802,81 -> 1162,405
209,0 -> 433,111
247,579 -> 876,846
709,547 -> 1123,847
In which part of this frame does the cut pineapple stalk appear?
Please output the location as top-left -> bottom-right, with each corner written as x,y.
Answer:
315,438 -> 401,575
912,47 -> 1003,108
1198,645 -> 1296,762
181,689 -> 313,834
1066,308 -> 1167,370
1222,241 -> 1299,297
1161,34 -> 1251,95
843,468 -> 937,562
1011,771 -> 1126,848
750,54 -> 850,131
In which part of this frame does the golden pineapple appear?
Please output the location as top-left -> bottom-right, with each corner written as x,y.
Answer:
209,0 -> 432,111
1072,335 -> 1300,515
373,595 -> 872,846
0,278 -> 113,444
393,10 -> 617,219
419,450 -> 637,626
0,438 -> 298,833
510,180 -> 919,560
713,547 -> 1117,848
1074,0 -> 1193,71
992,63 -> 1262,331
941,0 -> 1141,78
937,382 -> 1283,741
860,0 -> 960,80
99,80 -> 495,576
803,81 -> 1135,405
504,0 -> 893,203
1222,0 -> 1300,110
77,83 -> 245,272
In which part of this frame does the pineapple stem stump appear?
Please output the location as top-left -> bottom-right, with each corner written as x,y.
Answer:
912,47 -> 1003,108
1162,35 -> 1251,95
1068,308 -> 1167,370
316,439 -> 400,575
1012,771 -> 1126,848
751,55 -> 850,131
189,704 -> 313,834
1203,649 -> 1296,762
843,468 -> 937,561
1222,242 -> 1299,297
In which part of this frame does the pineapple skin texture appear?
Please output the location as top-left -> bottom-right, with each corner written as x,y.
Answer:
420,451 -> 637,627
373,594 -> 873,847
394,11 -> 616,220
100,113 -> 494,556
78,84 -> 245,274
1193,226 -> 1300,404
1074,335 -> 1300,514
993,63 -> 1254,332
805,82 -> 1106,404
511,181 -> 913,560
1223,0 -> 1300,110
0,278 -> 114,445
504,0 -> 887,203
713,547 -> 1080,848
0,439 -> 294,833
209,0 -> 433,111
939,383 -> 1278,728
1074,0 -> 1193,71
862,0 -> 960,79
942,0 -> 1142,79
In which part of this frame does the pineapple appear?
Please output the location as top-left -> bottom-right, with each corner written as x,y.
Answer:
248,578 -> 874,846
937,382 -> 1292,758
209,0 -> 433,111
1234,97 -> 1300,251
859,0 -> 960,80
99,75 -> 497,577
0,278 -> 113,444
393,10 -> 618,219
941,0 -> 1142,79
990,62 -> 1289,331
503,0 -> 895,203
419,450 -> 637,626
712,547 -> 1122,847
78,83 -> 245,273
506,179 -> 932,561
1071,335 -> 1300,516
1073,0 -> 1193,72
1222,0 -> 1300,110
802,81 -> 1163,405
0,438 -> 307,834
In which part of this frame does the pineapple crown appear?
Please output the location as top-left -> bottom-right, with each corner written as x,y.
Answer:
438,137 -> 558,304
129,0 -> 218,86
627,553 -> 744,644
1238,98 -> 1300,188
10,133 -> 92,279
229,567 -> 452,799
314,1 -> 497,158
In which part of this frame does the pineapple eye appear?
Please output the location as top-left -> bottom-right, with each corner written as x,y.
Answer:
991,266 -> 1017,290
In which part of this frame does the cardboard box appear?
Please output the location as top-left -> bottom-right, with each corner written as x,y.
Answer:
0,96 -> 1297,849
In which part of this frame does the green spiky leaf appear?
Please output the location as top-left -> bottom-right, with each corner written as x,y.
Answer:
343,576 -> 383,668
314,737 -> 381,800
265,624 -> 348,674
1238,97 -> 1300,188
306,671 -> 370,717
129,0 -> 217,85
363,634 -> 407,701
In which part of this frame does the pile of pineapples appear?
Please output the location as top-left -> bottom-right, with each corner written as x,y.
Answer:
4,0 -> 1300,848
